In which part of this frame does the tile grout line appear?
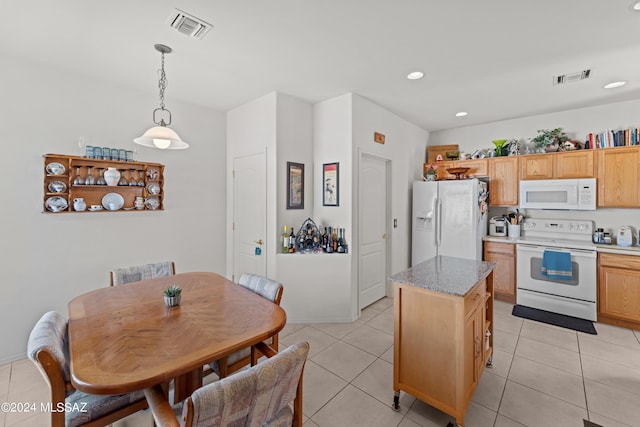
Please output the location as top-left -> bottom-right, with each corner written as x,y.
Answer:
491,312 -> 523,427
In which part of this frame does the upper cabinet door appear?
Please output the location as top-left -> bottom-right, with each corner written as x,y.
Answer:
555,150 -> 595,178
520,154 -> 554,180
597,147 -> 640,207
462,159 -> 488,177
489,157 -> 519,206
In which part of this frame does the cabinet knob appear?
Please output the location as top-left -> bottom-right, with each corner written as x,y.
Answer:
254,239 -> 264,245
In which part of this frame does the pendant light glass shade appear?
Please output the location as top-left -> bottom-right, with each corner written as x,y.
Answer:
134,44 -> 189,150
133,125 -> 189,149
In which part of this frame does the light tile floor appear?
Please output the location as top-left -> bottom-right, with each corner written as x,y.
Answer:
3,299 -> 640,426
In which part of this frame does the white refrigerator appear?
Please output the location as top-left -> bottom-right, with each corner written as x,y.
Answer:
412,178 -> 489,266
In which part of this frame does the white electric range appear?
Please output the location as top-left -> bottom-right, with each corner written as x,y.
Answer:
516,218 -> 597,321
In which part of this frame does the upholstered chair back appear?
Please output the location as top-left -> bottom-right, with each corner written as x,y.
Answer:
110,261 -> 175,286
189,342 -> 309,427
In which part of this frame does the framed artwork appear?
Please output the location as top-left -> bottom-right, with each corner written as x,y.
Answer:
286,162 -> 304,209
323,162 -> 339,206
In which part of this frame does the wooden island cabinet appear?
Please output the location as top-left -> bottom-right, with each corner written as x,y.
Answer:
391,256 -> 495,426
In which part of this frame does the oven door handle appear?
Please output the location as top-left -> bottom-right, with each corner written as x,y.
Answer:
516,244 -> 596,258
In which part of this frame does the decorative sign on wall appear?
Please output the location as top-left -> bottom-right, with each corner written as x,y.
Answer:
374,132 -> 386,144
286,162 -> 304,209
323,162 -> 339,207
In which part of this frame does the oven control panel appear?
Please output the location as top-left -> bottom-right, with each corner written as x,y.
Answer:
521,219 -> 593,236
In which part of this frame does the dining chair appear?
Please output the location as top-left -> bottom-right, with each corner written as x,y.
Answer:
145,341 -> 309,427
204,273 -> 284,379
110,260 -> 176,286
27,311 -> 148,427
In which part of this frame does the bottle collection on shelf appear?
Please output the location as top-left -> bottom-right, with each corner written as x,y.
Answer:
281,221 -> 348,254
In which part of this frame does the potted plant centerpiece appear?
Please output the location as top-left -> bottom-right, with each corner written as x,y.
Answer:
164,284 -> 182,307
423,163 -> 438,181
532,128 -> 568,153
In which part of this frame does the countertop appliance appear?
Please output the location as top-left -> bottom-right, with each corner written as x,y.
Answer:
519,178 -> 596,210
516,218 -> 596,321
617,226 -> 633,247
412,178 -> 489,266
489,216 -> 508,236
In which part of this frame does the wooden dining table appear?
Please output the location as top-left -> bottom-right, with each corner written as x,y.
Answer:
67,272 -> 286,401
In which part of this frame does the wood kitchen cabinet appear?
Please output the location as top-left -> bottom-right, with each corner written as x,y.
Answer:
483,241 -> 516,303
520,150 -> 595,180
520,154 -> 554,179
596,146 -> 640,207
426,159 -> 488,180
598,252 -> 640,330
489,156 -> 519,206
555,150 -> 595,178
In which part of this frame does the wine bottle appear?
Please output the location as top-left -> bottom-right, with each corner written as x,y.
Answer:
282,225 -> 289,253
332,227 -> 338,252
342,228 -> 349,253
326,227 -> 334,253
337,228 -> 345,253
322,227 -> 328,252
288,228 -> 295,253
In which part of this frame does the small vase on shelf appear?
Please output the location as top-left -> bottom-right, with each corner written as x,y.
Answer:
104,167 -> 120,186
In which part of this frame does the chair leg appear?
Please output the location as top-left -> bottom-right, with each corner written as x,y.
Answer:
292,365 -> 304,427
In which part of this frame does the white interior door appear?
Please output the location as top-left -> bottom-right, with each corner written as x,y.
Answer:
359,154 -> 388,309
233,152 -> 266,281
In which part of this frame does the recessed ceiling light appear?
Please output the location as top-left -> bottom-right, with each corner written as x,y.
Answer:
455,111 -> 468,117
633,1 -> 640,11
407,71 -> 424,80
603,81 -> 627,89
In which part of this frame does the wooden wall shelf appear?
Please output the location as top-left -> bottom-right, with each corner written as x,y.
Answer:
43,154 -> 165,213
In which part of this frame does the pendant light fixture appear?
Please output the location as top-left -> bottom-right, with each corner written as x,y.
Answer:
134,44 -> 189,149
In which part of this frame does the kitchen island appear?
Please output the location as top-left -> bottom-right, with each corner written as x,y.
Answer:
391,255 -> 495,427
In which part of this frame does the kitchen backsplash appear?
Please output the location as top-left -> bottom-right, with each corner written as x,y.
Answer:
488,206 -> 639,244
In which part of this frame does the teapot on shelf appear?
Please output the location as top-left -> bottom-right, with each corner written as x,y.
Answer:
73,198 -> 87,212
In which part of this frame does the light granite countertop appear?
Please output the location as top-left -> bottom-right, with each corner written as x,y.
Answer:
483,236 -> 517,244
389,255 -> 496,297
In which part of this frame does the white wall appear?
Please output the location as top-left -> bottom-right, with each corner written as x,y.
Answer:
429,99 -> 640,155
429,100 -> 640,236
351,94 -> 428,277
0,54 -> 226,363
225,93 -> 277,278
276,93 -> 314,248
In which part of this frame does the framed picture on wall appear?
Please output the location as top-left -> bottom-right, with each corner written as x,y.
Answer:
286,162 -> 304,209
323,162 -> 339,206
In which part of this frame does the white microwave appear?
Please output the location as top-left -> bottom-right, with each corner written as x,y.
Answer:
519,178 -> 596,210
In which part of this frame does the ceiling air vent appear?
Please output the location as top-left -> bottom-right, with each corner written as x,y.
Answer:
552,69 -> 591,86
167,9 -> 212,40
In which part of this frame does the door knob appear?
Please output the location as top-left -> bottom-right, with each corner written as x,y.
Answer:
383,233 -> 388,239
254,239 -> 264,245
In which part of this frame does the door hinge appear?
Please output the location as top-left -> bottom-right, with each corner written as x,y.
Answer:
232,222 -> 235,230
233,170 -> 235,178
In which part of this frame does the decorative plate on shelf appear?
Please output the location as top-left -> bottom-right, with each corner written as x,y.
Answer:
48,181 -> 67,193
144,197 -> 160,210
146,182 -> 161,195
46,162 -> 65,175
45,196 -> 68,212
102,193 -> 125,211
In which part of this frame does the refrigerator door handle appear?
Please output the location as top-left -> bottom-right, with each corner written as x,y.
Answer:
437,197 -> 443,247
433,197 -> 442,248
430,196 -> 438,246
